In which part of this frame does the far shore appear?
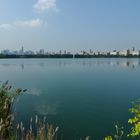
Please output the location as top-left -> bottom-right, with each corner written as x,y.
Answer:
0,54 -> 140,59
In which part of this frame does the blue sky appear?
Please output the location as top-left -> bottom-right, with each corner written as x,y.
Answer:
0,0 -> 140,52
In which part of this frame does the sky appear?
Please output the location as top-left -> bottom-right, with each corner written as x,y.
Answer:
0,0 -> 140,52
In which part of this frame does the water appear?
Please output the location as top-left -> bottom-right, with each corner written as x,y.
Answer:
0,58 -> 140,139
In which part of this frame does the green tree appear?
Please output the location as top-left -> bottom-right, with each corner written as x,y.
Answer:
128,100 -> 140,139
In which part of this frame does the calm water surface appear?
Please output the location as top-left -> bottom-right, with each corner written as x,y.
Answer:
0,58 -> 140,139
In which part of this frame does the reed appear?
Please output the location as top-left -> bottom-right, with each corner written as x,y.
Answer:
0,80 -> 26,139
15,116 -> 59,140
0,81 -> 59,140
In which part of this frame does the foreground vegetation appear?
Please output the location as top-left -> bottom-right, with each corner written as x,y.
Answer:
0,81 -> 140,140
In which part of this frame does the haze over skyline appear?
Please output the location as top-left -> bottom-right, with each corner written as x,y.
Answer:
0,0 -> 140,52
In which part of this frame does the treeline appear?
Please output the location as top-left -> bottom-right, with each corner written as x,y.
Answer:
0,54 -> 140,59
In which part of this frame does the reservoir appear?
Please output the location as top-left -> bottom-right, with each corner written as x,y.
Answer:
0,58 -> 140,139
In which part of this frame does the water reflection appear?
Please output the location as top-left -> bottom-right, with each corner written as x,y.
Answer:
26,88 -> 60,116
15,87 -> 60,121
21,64 -> 24,70
35,104 -> 58,115
0,58 -> 140,69
28,88 -> 42,96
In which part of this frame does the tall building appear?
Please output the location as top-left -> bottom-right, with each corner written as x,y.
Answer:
19,46 -> 24,55
39,49 -> 45,55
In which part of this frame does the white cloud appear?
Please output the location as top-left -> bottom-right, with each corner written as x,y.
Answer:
0,24 -> 13,30
14,19 -> 45,28
34,0 -> 58,12
0,19 -> 46,30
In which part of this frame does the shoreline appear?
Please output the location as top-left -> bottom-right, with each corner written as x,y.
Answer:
0,54 -> 140,59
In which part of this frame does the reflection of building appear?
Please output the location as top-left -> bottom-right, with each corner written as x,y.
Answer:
116,59 -> 140,69
118,60 -> 129,67
21,64 -> 24,70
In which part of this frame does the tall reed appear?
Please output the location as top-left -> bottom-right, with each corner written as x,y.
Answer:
0,80 -> 26,139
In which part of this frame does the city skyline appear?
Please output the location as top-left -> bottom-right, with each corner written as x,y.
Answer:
0,0 -> 140,51
1,46 -> 140,56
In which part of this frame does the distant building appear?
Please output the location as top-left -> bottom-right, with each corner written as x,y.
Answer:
81,51 -> 88,55
98,52 -> 101,55
24,51 -> 34,55
11,51 -> 18,55
67,52 -> 71,54
59,50 -> 62,55
94,52 -> 99,55
89,49 -> 93,55
129,50 -> 139,56
118,50 -> 128,56
1,50 -> 11,55
110,50 -> 117,56
0,48 -> 140,58
19,46 -> 24,55
37,49 -> 45,55
64,50 -> 67,54
100,52 -> 104,55
102,52 -> 108,56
